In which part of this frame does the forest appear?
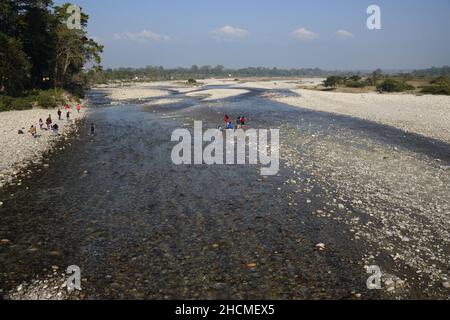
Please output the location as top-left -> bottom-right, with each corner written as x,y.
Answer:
0,1 -> 103,110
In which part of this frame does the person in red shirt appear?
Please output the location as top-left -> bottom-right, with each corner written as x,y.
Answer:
224,114 -> 230,124
76,104 -> 81,113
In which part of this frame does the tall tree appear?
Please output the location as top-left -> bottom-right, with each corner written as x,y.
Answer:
52,4 -> 103,92
0,32 -> 31,96
19,0 -> 56,89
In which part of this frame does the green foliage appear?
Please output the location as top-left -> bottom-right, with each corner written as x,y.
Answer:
0,1 -> 103,97
345,80 -> 366,88
0,33 -> 31,96
376,79 -> 415,93
10,96 -> 34,110
0,96 -> 14,112
323,76 -> 344,88
0,95 -> 33,111
348,75 -> 362,82
430,76 -> 450,86
323,75 -> 366,89
0,89 -> 70,112
421,77 -> 450,95
32,89 -> 66,108
366,69 -> 383,86
187,78 -> 197,85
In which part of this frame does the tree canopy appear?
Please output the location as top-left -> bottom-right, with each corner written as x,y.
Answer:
0,0 -> 103,97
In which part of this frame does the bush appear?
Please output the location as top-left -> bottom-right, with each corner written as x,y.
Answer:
345,80 -> 366,88
187,78 -> 197,85
33,89 -> 68,108
323,76 -> 344,88
421,84 -> 450,95
0,89 -> 72,112
0,95 -> 34,111
430,76 -> 450,86
0,96 -> 14,112
348,75 -> 362,82
376,79 -> 415,93
10,96 -> 34,110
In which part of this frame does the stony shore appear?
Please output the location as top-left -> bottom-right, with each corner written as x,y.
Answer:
0,104 -> 87,187
267,88 -> 450,144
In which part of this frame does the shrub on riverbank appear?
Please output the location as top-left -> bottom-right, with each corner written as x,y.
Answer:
323,75 -> 367,89
376,79 -> 415,93
0,89 -> 70,112
33,89 -> 68,108
187,78 -> 197,85
421,77 -> 450,95
0,96 -> 33,111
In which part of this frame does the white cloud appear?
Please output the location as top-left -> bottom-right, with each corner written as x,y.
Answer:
210,25 -> 249,41
113,30 -> 170,42
292,28 -> 317,41
336,29 -> 354,39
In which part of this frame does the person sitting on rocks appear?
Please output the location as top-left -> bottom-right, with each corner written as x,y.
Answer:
28,125 -> 37,138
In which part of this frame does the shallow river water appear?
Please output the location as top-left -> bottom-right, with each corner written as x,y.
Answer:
1,86 -> 449,299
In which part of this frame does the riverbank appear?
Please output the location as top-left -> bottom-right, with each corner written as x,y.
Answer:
265,88 -> 450,144
0,104 -> 87,187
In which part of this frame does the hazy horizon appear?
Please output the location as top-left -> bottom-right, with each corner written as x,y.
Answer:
55,0 -> 450,70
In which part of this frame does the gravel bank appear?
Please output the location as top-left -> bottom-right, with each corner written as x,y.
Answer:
0,106 -> 87,186
185,88 -> 250,101
102,83 -> 170,101
269,89 -> 450,144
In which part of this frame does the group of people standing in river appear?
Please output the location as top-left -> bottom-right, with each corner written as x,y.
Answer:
221,114 -> 248,131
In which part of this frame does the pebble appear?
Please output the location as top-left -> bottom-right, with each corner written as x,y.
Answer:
1,239 -> 11,245
315,243 -> 326,251
442,282 -> 450,289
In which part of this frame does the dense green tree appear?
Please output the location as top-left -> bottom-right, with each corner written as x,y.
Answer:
0,1 -> 103,97
0,33 -> 31,96
323,76 -> 344,88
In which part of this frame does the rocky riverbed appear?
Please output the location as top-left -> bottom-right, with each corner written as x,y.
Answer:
1,81 -> 449,300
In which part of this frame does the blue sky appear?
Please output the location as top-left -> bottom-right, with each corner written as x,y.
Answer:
55,0 -> 450,70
